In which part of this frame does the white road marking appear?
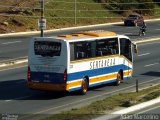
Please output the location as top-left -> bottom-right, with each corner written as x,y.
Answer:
5,96 -> 30,102
144,62 -> 159,67
138,42 -> 160,46
127,27 -> 133,28
5,100 -> 12,102
124,33 -> 133,35
0,65 -> 27,72
0,56 -> 27,63
138,53 -> 150,57
2,41 -> 21,45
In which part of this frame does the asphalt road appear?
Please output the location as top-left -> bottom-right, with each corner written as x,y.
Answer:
0,41 -> 159,119
0,20 -> 160,61
0,21 -> 160,120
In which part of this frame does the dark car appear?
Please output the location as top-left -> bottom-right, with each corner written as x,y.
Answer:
124,14 -> 144,26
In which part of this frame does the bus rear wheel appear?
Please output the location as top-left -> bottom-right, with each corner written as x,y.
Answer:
80,78 -> 88,95
115,72 -> 122,86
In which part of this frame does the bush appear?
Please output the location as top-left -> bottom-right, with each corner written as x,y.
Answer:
154,0 -> 160,5
137,0 -> 155,15
99,0 -> 155,15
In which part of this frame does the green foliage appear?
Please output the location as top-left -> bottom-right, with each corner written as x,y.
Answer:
154,0 -> 160,5
0,0 -> 160,32
100,0 -> 155,15
137,0 -> 155,15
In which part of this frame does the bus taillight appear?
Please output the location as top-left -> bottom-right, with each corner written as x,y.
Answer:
27,66 -> 31,82
64,69 -> 67,83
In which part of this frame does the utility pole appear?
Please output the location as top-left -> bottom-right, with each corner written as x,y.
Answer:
39,0 -> 45,37
75,0 -> 77,25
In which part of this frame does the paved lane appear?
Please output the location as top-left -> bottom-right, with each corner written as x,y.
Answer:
0,21 -> 160,61
0,41 -> 159,115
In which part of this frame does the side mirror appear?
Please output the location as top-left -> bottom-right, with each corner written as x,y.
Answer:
134,44 -> 138,53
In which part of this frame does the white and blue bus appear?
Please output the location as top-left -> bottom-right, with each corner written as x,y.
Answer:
27,30 -> 134,94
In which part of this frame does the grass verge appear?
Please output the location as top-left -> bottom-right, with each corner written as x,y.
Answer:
42,84 -> 160,120
1,0 -> 160,33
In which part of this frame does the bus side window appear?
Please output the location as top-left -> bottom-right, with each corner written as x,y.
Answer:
70,41 -> 95,61
74,41 -> 92,60
107,38 -> 119,55
96,38 -> 119,56
70,43 -> 75,61
97,50 -> 103,56
120,38 -> 132,62
75,43 -> 83,59
96,41 -> 106,56
77,52 -> 85,59
90,41 -> 96,57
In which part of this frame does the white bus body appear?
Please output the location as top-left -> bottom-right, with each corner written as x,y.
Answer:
27,31 -> 133,94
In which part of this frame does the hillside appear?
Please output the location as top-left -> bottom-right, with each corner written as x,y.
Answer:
0,0 -> 159,33
0,0 -> 37,33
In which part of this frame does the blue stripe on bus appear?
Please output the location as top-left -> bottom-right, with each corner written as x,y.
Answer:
68,64 -> 131,81
30,64 -> 131,84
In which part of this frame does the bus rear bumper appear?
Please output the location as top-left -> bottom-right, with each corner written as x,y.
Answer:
27,82 -> 67,91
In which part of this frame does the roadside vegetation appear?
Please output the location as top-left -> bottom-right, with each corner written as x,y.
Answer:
0,0 -> 160,33
42,84 -> 160,120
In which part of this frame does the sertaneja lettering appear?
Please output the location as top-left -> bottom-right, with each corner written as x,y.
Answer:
35,45 -> 60,51
90,58 -> 116,70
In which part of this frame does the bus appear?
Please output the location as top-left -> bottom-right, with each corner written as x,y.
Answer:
27,30 -> 134,94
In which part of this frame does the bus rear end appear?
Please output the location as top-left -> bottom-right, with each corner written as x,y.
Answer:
27,37 -> 68,91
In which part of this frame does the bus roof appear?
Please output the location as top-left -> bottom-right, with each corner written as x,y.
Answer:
56,30 -> 117,41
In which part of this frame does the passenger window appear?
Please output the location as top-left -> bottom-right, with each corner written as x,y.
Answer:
77,52 -> 85,59
70,41 -> 93,60
96,38 -> 119,57
69,38 -> 119,61
70,43 -> 75,61
120,38 -> 132,62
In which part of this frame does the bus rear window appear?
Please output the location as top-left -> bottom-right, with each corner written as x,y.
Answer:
34,41 -> 61,57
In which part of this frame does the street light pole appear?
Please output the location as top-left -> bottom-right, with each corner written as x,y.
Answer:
40,0 -> 44,37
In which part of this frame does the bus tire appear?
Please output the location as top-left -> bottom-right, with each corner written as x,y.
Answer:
115,72 -> 122,86
80,78 -> 88,95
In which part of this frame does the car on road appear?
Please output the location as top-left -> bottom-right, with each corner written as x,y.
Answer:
124,14 -> 144,26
